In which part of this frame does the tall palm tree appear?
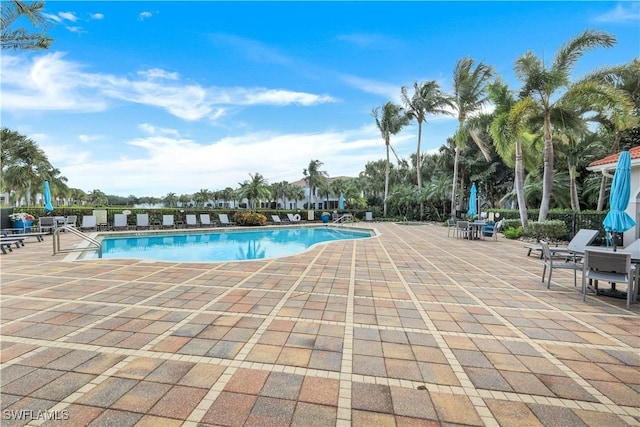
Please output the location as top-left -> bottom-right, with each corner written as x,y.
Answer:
401,81 -> 453,219
163,192 -> 178,207
450,57 -> 493,218
514,29 -> 616,221
193,189 -> 212,208
372,102 -> 410,217
302,160 -> 328,209
1,0 -> 53,50
238,173 -> 270,210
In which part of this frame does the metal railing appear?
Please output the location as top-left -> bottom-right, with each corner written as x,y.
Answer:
53,225 -> 102,258
329,214 -> 354,226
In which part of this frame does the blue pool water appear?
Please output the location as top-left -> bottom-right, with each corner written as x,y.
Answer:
93,226 -> 373,262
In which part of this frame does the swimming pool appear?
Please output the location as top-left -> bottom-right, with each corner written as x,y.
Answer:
90,226 -> 374,262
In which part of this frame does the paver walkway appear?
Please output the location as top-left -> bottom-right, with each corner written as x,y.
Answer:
1,222 -> 638,426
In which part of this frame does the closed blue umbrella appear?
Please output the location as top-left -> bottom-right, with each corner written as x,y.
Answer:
339,194 -> 344,210
43,180 -> 54,213
603,147 -> 636,250
468,183 -> 477,218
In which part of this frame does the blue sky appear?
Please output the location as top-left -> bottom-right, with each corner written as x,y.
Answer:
2,1 -> 639,197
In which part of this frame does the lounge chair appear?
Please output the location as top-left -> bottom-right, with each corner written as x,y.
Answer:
80,215 -> 97,232
200,214 -> 214,227
218,213 -> 234,226
113,214 -> 129,230
185,214 -> 198,227
0,236 -> 28,254
1,231 -> 47,242
271,214 -> 284,225
136,214 -> 150,230
162,215 -> 176,229
540,240 -> 582,288
525,229 -> 599,258
38,217 -> 56,234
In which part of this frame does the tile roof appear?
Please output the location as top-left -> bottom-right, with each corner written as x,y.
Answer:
588,145 -> 640,167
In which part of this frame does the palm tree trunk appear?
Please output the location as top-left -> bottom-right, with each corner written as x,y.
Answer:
416,121 -> 424,220
538,113 -> 554,221
569,165 -> 580,212
597,174 -> 608,211
450,146 -> 461,218
384,139 -> 390,217
515,142 -> 529,233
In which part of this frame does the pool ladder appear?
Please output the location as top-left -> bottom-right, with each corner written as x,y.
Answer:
53,225 -> 102,258
329,214 -> 353,227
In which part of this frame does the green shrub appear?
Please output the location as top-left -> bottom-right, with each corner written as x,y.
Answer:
233,211 -> 267,226
527,220 -> 568,241
503,226 -> 524,239
502,219 -> 522,231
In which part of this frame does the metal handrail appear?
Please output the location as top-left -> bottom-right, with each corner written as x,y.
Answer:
328,214 -> 353,227
53,225 -> 102,258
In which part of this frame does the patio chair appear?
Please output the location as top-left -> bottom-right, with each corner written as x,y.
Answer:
456,220 -> 470,239
446,218 -> 457,237
271,214 -> 284,225
540,240 -> 582,289
582,249 -> 636,309
218,213 -> 234,226
162,215 -> 176,229
482,219 -> 503,241
65,215 -> 78,229
136,213 -> 150,230
200,213 -> 214,227
113,214 -> 129,230
185,214 -> 198,227
38,217 -> 56,234
80,215 -> 97,232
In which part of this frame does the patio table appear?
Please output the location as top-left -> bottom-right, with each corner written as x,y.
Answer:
468,221 -> 486,240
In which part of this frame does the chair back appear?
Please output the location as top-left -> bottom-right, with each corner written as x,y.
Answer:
113,214 -> 127,227
219,213 -> 230,224
162,215 -> 174,226
65,215 -> 77,227
584,250 -> 630,275
200,214 -> 211,225
82,215 -> 97,227
566,229 -> 599,253
137,214 -> 149,226
186,214 -> 197,226
272,215 -> 282,223
39,217 -> 55,226
539,240 -> 554,263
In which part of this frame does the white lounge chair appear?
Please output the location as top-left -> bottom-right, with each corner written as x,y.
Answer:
80,215 -> 97,232
185,214 -> 198,227
113,214 -> 129,230
162,215 -> 175,229
136,214 -> 150,230
200,214 -> 214,227
218,213 -> 234,226
271,215 -> 284,225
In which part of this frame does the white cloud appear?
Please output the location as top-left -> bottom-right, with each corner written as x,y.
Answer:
138,11 -> 153,21
594,3 -> 640,23
79,134 -> 104,143
339,74 -> 402,102
59,12 -> 78,22
91,13 -> 104,20
1,53 -> 337,121
56,126 -> 386,196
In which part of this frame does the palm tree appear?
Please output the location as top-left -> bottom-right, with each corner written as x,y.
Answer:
193,189 -> 212,208
1,0 -> 53,50
372,102 -> 410,217
163,192 -> 178,207
316,178 -> 333,210
450,57 -> 493,218
514,29 -> 616,221
401,81 -> 453,219
238,173 -> 270,210
285,184 -> 305,210
302,160 -> 328,209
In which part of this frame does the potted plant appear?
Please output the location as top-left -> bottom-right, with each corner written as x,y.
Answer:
9,212 -> 35,232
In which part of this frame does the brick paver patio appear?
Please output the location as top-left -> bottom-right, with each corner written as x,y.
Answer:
1,222 -> 638,426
